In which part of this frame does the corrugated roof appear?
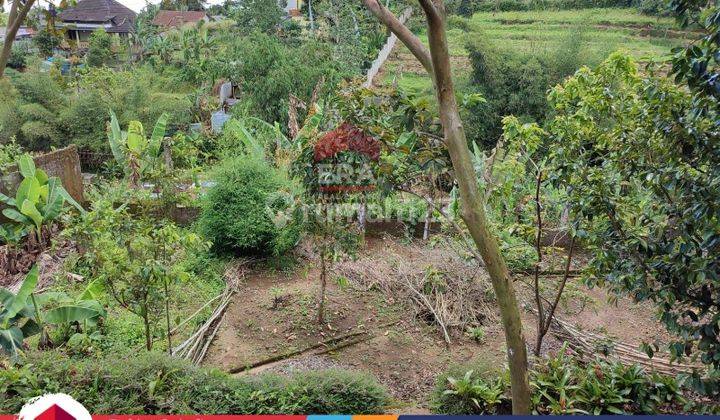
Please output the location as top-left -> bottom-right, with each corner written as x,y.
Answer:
152,10 -> 207,28
59,0 -> 136,33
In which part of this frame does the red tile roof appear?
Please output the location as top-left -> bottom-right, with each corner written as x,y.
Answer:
152,10 -> 208,28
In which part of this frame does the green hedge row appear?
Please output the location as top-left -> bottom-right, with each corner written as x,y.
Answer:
0,351 -> 389,414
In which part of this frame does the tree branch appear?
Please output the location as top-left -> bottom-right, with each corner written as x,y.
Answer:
417,0 -> 441,23
361,0 -> 434,75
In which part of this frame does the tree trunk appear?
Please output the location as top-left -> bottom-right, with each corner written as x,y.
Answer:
317,247 -> 327,324
361,0 -> 532,413
144,317 -> 153,351
0,0 -> 36,78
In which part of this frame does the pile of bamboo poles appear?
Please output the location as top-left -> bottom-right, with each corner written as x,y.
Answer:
171,260 -> 249,365
548,314 -> 704,376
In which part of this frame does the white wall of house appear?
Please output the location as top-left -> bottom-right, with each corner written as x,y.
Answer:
283,0 -> 301,12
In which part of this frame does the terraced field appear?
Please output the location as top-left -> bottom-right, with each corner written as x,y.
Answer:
380,8 -> 694,96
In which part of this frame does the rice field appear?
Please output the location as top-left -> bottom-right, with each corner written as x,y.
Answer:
381,8 -> 694,95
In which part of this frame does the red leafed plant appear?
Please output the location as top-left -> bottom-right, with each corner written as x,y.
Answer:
314,122 -> 380,162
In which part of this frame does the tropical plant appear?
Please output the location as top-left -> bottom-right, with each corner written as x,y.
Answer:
535,53 -> 720,391
0,154 -> 84,248
0,265 -> 40,359
107,110 -> 169,187
443,370 -> 508,414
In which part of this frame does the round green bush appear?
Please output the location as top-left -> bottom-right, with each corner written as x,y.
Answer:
199,157 -> 302,256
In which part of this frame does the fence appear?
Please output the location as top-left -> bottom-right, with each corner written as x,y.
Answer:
364,7 -> 414,88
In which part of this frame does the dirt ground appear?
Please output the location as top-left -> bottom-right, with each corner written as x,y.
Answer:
204,235 -> 671,411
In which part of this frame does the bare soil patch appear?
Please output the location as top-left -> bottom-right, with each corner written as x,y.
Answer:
204,236 -> 673,409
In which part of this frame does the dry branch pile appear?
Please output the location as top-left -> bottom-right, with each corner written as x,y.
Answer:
335,241 -> 495,342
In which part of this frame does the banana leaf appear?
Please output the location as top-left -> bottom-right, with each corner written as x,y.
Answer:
0,192 -> 16,207
42,178 -> 66,220
2,208 -> 30,224
45,304 -> 104,324
108,110 -> 127,168
126,121 -> 147,155
17,154 -> 36,179
0,265 -> 38,322
148,113 -> 169,158
0,327 -> 23,357
20,200 -> 43,232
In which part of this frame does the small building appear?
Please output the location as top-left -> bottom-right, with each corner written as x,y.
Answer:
284,0 -> 304,16
58,0 -> 136,42
152,11 -> 210,29
0,26 -> 36,42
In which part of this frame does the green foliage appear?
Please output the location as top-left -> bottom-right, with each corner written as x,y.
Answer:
0,266 -> 40,359
0,351 -> 390,414
464,27 -> 595,149
219,32 -> 347,127
432,348 -> 690,414
0,153 -> 84,243
199,156 -> 302,256
531,347 -> 688,414
539,53 -> 720,385
7,41 -> 30,70
468,0 -> 634,12
430,357 -> 510,414
231,0 -> 284,35
0,138 -> 22,172
86,28 -> 114,67
107,111 -> 169,186
33,29 -> 62,57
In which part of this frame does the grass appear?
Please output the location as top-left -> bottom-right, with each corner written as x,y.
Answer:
382,8 -> 692,96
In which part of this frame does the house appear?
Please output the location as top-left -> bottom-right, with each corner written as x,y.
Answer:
152,11 -> 209,29
0,26 -> 36,42
57,0 -> 136,42
284,0 -> 304,16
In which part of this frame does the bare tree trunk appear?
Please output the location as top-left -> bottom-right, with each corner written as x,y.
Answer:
317,245 -> 327,324
0,0 -> 36,78
361,0 -> 531,413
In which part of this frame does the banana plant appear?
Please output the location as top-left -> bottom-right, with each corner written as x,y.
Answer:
0,267 -> 106,359
39,278 -> 106,330
0,265 -> 41,358
107,111 -> 169,187
0,154 -> 85,247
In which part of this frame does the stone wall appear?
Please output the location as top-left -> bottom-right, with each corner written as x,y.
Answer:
1,145 -> 85,205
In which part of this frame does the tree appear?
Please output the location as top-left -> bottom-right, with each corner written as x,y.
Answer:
33,28 -> 62,57
361,0 -> 532,413
232,0 -> 283,34
0,0 -> 39,78
86,28 -> 114,67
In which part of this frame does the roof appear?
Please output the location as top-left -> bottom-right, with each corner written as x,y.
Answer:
59,0 -> 136,33
152,10 -> 208,28
0,26 -> 36,40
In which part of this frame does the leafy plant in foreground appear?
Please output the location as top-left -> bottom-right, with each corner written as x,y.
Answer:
0,154 -> 84,248
0,266 -> 40,359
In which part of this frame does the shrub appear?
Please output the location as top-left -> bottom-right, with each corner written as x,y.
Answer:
431,348 -> 691,415
464,26 -> 600,149
0,351 -> 389,414
199,157 -> 302,256
430,357 -> 510,414
7,41 -> 29,70
33,29 -> 62,57
86,28 -> 114,67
